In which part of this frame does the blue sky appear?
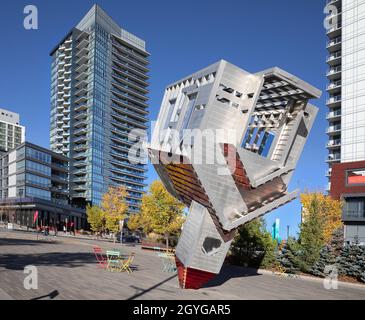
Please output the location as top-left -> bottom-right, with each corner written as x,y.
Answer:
0,0 -> 329,239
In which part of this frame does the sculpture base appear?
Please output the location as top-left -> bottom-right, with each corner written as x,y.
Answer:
175,257 -> 216,289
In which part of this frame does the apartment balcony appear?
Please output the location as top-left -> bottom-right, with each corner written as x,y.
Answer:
325,168 -> 332,177
111,50 -> 150,73
326,0 -> 341,6
326,80 -> 341,94
326,51 -> 341,66
111,66 -> 149,87
74,86 -> 88,97
109,174 -> 147,187
111,89 -> 148,108
73,176 -> 87,183
74,185 -> 87,192
73,169 -> 87,176
74,95 -> 88,105
326,22 -> 342,37
110,152 -> 146,169
326,139 -> 341,149
74,144 -> 87,152
74,119 -> 88,128
76,38 -> 88,50
326,125 -> 341,135
326,153 -> 341,163
326,109 -> 341,120
75,71 -> 90,82
111,98 -> 149,116
73,161 -> 87,169
327,36 -> 342,52
327,66 -> 342,80
111,81 -> 149,102
74,127 -> 87,136
74,135 -> 87,144
112,59 -> 149,81
327,95 -> 341,107
74,103 -> 88,112
74,111 -> 88,120
74,152 -> 87,160
111,72 -> 149,95
111,40 -> 149,66
74,63 -> 88,75
110,160 -> 147,175
111,108 -> 148,123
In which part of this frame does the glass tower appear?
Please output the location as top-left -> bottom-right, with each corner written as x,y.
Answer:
50,5 -> 149,212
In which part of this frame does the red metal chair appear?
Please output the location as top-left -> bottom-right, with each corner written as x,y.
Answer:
93,246 -> 107,269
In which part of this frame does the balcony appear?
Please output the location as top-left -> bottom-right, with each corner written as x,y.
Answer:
74,144 -> 87,152
326,109 -> 341,120
111,40 -> 149,65
326,51 -> 341,66
326,124 -> 341,135
74,152 -> 87,160
74,103 -> 88,112
74,111 -> 88,120
74,127 -> 87,136
74,95 -> 88,105
327,36 -> 341,52
327,95 -> 341,107
326,66 -> 342,80
326,22 -> 342,37
111,72 -> 149,94
325,168 -> 332,177
73,169 -> 87,176
74,135 -> 87,144
74,119 -> 88,128
326,153 -> 341,163
326,80 -> 341,93
76,38 -> 88,50
326,139 -> 341,149
111,81 -> 149,102
73,160 -> 87,168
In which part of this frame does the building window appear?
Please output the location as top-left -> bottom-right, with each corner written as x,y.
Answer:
343,198 -> 365,219
346,169 -> 365,186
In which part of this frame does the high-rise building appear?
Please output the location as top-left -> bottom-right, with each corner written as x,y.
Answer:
326,0 -> 365,244
0,108 -> 25,154
49,5 -> 149,211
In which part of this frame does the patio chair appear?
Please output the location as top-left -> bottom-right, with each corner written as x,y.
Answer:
106,250 -> 122,272
93,246 -> 107,269
158,252 -> 177,273
119,252 -> 135,274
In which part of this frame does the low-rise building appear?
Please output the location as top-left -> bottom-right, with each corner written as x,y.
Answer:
0,142 -> 86,230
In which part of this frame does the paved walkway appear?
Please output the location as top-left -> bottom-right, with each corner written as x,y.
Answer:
0,229 -> 364,300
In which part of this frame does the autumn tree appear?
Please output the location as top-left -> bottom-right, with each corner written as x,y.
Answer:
101,186 -> 129,245
300,192 -> 343,244
86,204 -> 104,234
128,180 -> 185,250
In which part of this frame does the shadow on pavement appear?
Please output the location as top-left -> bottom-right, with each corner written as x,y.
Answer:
0,237 -> 59,247
0,252 -> 96,270
202,264 -> 262,288
127,274 -> 177,300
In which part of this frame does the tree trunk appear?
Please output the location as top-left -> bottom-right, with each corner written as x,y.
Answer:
165,235 -> 169,253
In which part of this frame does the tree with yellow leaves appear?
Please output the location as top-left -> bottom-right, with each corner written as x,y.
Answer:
128,180 -> 185,250
101,186 -> 129,246
300,192 -> 343,244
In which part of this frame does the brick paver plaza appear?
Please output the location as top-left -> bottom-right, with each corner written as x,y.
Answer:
1,229 -> 364,300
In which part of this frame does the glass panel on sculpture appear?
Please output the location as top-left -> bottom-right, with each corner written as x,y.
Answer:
202,237 -> 222,256
347,169 -> 365,185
